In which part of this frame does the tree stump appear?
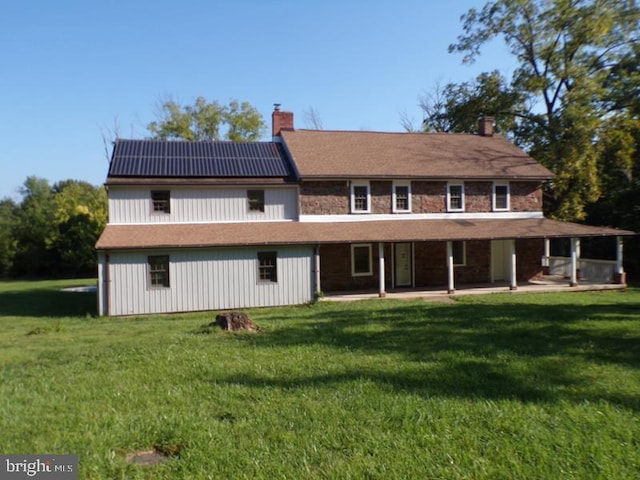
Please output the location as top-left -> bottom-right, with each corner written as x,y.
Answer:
214,312 -> 259,332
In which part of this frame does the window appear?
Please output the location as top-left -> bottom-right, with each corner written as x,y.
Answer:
151,190 -> 170,213
351,244 -> 372,276
248,190 -> 265,212
447,183 -> 465,212
493,183 -> 510,211
257,252 -> 277,282
148,255 -> 170,287
350,182 -> 370,213
452,241 -> 465,266
393,183 -> 411,213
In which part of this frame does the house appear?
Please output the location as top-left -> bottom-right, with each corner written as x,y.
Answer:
95,107 -> 633,316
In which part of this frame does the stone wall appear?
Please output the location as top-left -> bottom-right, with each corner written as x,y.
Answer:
300,180 -> 544,215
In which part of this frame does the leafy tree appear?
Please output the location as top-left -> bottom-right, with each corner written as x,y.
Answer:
9,177 -> 108,278
0,198 -> 18,276
12,177 -> 57,276
441,0 -> 640,220
51,180 -> 108,276
419,71 -> 526,137
147,96 -> 266,141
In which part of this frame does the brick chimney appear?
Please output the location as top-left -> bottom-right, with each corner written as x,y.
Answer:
272,104 -> 294,138
479,116 -> 494,137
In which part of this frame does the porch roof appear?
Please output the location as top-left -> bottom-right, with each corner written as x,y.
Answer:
96,218 -> 634,250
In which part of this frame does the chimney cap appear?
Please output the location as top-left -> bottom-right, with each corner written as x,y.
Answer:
273,103 -> 281,112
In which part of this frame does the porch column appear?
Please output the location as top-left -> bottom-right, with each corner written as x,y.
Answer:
569,237 -> 579,287
446,241 -> 455,294
314,245 -> 321,295
542,238 -> 550,274
378,243 -> 386,298
615,236 -> 626,284
509,239 -> 518,290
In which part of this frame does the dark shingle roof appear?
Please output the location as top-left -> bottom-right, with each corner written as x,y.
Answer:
108,139 -> 294,178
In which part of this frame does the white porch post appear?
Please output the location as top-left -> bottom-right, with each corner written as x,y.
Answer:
378,243 -> 386,298
446,241 -> 455,294
314,245 -> 321,295
509,239 -> 518,290
542,238 -> 550,274
616,236 -> 626,284
569,237 -> 579,287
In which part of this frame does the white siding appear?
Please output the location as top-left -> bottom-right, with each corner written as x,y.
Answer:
109,186 -> 298,224
103,246 -> 314,315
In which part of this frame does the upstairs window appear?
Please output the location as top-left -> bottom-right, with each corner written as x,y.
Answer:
257,251 -> 277,282
351,182 -> 370,213
351,244 -> 372,276
493,183 -> 510,211
151,190 -> 171,214
148,255 -> 170,288
248,190 -> 265,213
393,183 -> 411,213
447,183 -> 465,212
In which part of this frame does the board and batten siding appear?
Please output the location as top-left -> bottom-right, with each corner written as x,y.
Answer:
108,186 -> 298,224
98,246 -> 314,315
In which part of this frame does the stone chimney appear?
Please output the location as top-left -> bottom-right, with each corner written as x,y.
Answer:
478,116 -> 494,137
272,104 -> 294,138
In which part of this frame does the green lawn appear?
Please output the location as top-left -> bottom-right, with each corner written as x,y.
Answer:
1,280 -> 639,479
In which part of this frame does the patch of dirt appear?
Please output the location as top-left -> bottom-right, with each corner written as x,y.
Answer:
125,447 -> 175,466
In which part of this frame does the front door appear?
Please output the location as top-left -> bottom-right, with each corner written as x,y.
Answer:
491,240 -> 511,282
395,243 -> 412,287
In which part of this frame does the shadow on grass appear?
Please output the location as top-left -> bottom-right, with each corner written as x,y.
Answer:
0,289 -> 97,317
217,300 -> 640,410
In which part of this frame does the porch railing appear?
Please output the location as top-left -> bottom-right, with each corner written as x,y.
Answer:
547,256 -> 616,283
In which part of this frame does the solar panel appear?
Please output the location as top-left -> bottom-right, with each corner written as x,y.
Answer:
108,139 -> 293,178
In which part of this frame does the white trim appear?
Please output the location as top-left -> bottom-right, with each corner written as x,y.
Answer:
350,181 -> 371,214
447,182 -> 465,212
299,211 -> 544,223
392,182 -> 412,213
492,182 -> 510,211
351,243 -> 373,276
107,219 -> 297,226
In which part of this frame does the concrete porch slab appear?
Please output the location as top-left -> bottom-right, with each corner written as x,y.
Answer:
320,276 -> 626,303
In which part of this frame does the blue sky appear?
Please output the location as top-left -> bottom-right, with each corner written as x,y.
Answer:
0,0 -> 516,200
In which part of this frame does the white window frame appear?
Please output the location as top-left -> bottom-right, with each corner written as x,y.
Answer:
350,181 -> 371,214
447,182 -> 465,212
452,241 -> 466,266
351,243 -> 373,276
392,182 -> 412,213
492,182 -> 510,211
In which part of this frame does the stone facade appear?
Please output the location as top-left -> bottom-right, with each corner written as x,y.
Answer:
300,180 -> 543,215
511,182 -> 543,212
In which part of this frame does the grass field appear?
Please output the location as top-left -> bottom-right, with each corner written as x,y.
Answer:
1,279 -> 639,479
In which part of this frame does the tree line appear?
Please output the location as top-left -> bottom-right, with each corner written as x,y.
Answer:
0,177 -> 107,278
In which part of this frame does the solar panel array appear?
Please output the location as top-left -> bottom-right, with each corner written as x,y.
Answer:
108,139 -> 294,178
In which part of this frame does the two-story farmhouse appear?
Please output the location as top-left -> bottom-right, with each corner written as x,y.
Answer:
95,107 -> 633,315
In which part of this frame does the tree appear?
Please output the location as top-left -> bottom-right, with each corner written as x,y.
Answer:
51,180 -> 108,276
147,96 -> 266,141
8,177 -> 108,278
0,198 -> 18,276
419,71 -> 526,137
445,0 -> 640,220
12,177 -> 57,276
